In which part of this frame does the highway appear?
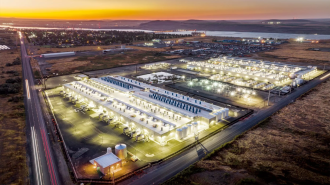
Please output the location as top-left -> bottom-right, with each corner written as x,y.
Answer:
128,71 -> 330,185
20,32 -> 61,185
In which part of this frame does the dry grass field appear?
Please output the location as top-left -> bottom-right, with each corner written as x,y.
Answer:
0,33 -> 17,46
0,48 -> 28,184
128,45 -> 192,52
46,50 -> 181,75
34,45 -> 122,54
166,80 -> 330,185
253,41 -> 330,67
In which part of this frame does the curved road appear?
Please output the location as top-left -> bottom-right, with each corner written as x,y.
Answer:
128,71 -> 330,185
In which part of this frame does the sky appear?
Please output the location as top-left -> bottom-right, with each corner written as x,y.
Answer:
0,0 -> 329,20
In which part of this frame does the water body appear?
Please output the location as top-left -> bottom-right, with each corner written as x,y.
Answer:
1,25 -> 329,40
163,31 -> 330,40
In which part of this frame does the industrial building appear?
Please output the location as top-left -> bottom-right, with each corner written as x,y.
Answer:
142,62 -> 170,69
90,144 -> 127,174
185,56 -> 318,89
62,75 -> 229,144
40,51 -> 76,58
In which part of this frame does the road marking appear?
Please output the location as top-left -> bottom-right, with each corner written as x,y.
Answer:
320,73 -> 330,80
40,129 -> 57,185
26,79 -> 31,99
31,126 -> 43,185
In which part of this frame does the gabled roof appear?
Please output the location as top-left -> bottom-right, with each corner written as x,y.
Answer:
90,152 -> 121,168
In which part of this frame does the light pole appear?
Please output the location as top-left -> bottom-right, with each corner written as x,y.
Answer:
267,89 -> 271,106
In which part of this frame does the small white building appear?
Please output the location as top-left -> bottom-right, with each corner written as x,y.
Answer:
75,74 -> 89,81
90,148 -> 122,174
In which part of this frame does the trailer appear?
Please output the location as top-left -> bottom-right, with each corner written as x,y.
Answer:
40,51 -> 76,58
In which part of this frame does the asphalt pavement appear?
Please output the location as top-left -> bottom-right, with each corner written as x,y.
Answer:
127,72 -> 330,185
20,32 -> 61,185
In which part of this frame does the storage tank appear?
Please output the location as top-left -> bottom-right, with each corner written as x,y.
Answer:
107,147 -> 112,154
224,108 -> 229,118
182,126 -> 188,138
192,122 -> 198,134
218,110 -> 224,120
115,144 -> 127,159
176,128 -> 183,140
187,124 -> 192,135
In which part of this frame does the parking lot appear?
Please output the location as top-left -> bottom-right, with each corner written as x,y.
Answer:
46,86 -> 246,179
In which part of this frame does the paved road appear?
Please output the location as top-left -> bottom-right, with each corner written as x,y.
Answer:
20,32 -> 61,185
128,72 -> 330,185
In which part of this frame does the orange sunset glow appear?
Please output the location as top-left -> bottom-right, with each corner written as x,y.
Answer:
0,0 -> 329,20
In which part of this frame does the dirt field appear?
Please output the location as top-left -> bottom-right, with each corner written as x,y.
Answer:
0,48 -> 28,184
0,33 -> 17,46
46,50 -> 181,75
165,80 -> 330,185
128,45 -> 192,52
253,41 -> 330,67
35,44 -> 192,54
34,45 -> 121,54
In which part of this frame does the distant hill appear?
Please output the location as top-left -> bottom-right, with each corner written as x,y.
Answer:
182,19 -> 213,23
262,19 -> 317,24
137,19 -> 330,34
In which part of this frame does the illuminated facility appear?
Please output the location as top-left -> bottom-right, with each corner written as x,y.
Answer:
62,76 -> 229,144
184,57 -> 318,89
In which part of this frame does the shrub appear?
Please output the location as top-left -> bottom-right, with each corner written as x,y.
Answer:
6,70 -> 17,74
8,96 -> 24,102
6,77 -> 21,83
0,83 -> 21,94
236,178 -> 259,185
5,57 -> 21,66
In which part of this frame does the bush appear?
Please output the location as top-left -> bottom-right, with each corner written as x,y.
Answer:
0,83 -> 21,94
6,77 -> 22,83
34,70 -> 41,79
5,57 -> 21,66
8,96 -> 23,102
236,178 -> 259,185
6,70 -> 17,74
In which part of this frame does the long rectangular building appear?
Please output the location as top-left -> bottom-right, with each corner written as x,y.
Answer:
63,76 -> 229,143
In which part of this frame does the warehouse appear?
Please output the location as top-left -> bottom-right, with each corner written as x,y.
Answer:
62,75 -> 229,144
40,51 -> 76,58
186,56 -> 318,89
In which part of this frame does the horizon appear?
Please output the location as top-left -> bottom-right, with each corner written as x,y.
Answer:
1,17 -> 330,21
0,0 -> 329,20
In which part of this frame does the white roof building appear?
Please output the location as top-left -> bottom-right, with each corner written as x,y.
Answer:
89,149 -> 122,174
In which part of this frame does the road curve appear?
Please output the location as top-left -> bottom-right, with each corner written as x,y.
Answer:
128,71 -> 329,185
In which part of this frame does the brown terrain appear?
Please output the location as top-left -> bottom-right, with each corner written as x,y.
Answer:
253,40 -> 330,67
0,45 -> 28,184
165,80 -> 330,185
35,43 -> 192,54
46,50 -> 181,75
34,45 -> 116,55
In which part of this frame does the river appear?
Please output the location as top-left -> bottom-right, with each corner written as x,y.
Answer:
1,25 -> 329,40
